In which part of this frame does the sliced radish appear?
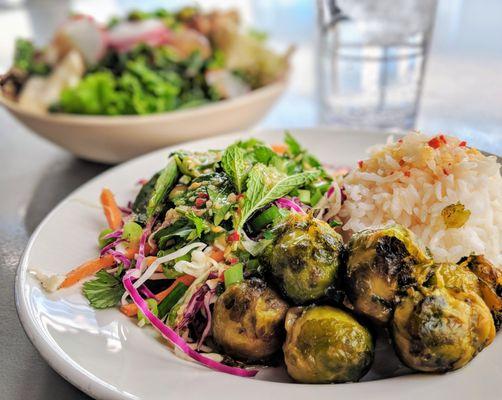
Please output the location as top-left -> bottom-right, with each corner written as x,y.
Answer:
205,69 -> 250,99
168,27 -> 211,60
52,15 -> 107,66
107,19 -> 171,53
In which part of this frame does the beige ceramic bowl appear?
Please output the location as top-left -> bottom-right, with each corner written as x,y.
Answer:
0,77 -> 287,163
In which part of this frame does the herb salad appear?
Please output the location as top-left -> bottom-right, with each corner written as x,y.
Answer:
43,133 -> 334,377
1,7 -> 289,115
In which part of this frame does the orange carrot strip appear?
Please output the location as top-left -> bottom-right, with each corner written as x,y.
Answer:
100,188 -> 123,230
209,248 -> 225,262
271,144 -> 287,155
124,244 -> 139,259
60,254 -> 115,289
119,303 -> 139,317
119,274 -> 196,317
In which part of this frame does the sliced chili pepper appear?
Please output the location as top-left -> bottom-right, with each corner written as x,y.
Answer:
227,231 -> 240,242
428,137 -> 442,149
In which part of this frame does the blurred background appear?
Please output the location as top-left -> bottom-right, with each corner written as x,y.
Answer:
1,0 -> 501,151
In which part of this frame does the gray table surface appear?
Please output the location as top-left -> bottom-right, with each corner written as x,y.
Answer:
1,0 -> 501,399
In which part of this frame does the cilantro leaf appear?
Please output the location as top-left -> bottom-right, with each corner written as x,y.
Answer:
221,144 -> 252,193
184,210 -> 210,240
237,164 -> 319,229
82,270 -> 125,309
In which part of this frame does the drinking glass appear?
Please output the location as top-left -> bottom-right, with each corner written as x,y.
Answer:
317,0 -> 437,130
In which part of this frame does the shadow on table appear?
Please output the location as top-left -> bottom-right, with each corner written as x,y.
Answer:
24,157 -> 109,234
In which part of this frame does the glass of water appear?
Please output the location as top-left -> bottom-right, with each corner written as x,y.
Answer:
317,0 -> 437,130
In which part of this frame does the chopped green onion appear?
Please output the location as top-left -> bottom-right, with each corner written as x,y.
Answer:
246,259 -> 260,274
329,219 -> 342,227
122,221 -> 143,244
137,298 -> 158,325
98,228 -> 114,248
224,263 -> 243,289
312,180 -> 331,192
157,282 -> 189,318
250,205 -> 281,231
297,189 -> 311,204
310,188 -> 323,206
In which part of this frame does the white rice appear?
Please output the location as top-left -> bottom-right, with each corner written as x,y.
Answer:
338,132 -> 502,265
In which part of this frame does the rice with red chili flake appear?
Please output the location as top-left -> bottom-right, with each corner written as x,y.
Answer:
338,131 -> 502,264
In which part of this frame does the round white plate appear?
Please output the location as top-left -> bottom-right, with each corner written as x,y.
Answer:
16,128 -> 502,400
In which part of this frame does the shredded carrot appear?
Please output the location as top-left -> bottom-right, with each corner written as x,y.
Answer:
124,244 -> 139,259
120,274 -> 196,317
100,188 -> 123,230
209,248 -> 225,262
60,254 -> 115,289
271,144 -> 287,155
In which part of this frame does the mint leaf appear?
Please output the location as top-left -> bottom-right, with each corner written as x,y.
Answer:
285,131 -> 302,156
147,157 -> 178,217
221,144 -> 251,193
238,164 -> 319,229
207,186 -> 232,226
253,145 -> 276,164
82,270 -> 125,309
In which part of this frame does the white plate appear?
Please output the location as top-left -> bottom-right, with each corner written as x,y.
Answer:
0,77 -> 286,164
16,128 -> 502,400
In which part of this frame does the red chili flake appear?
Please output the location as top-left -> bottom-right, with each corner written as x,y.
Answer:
439,134 -> 447,144
195,198 -> 206,208
197,192 -> 209,199
459,141 -> 467,147
399,159 -> 405,167
428,137 -> 442,149
227,231 -> 240,242
398,139 -> 403,144
404,171 -> 411,177
227,257 -> 239,265
443,168 -> 449,176
358,160 -> 364,168
236,194 -> 244,201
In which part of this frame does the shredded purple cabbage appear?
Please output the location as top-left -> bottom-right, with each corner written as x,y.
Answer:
100,238 -> 125,257
122,274 -> 258,377
106,249 -> 131,268
139,285 -> 156,299
103,229 -> 123,240
276,197 -> 305,214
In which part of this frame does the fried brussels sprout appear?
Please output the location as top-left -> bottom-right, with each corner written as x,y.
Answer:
283,306 -> 374,383
414,262 -> 481,294
262,213 -> 344,305
212,278 -> 288,361
392,287 -> 495,372
458,255 -> 502,330
345,225 -> 432,324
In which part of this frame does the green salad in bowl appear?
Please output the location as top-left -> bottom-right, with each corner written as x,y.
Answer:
0,7 -> 290,116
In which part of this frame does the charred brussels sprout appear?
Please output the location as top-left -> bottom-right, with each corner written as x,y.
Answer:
212,278 -> 288,361
458,255 -> 502,330
415,262 -> 482,294
345,225 -> 432,324
262,214 -> 344,305
283,306 -> 374,383
392,287 -> 495,372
